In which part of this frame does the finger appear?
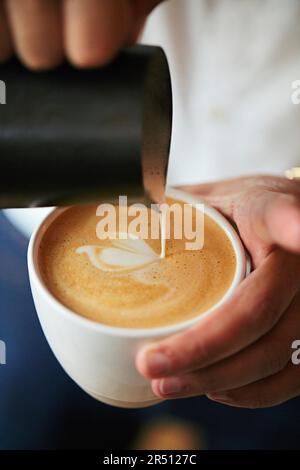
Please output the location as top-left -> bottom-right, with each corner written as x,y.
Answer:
64,0 -> 131,68
182,183 -> 300,258
5,0 -> 63,70
136,250 -> 300,379
151,291 -> 300,399
179,176 -> 300,207
232,187 -> 300,256
0,2 -> 13,62
207,362 -> 300,408
255,192 -> 300,254
179,178 -> 300,254
178,177 -> 261,217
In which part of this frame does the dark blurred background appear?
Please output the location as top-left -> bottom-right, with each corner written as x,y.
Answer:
1,211 -> 300,450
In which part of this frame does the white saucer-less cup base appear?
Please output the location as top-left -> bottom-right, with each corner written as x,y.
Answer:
27,188 -> 248,409
82,387 -> 162,409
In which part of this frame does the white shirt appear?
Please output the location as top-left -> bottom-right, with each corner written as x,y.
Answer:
142,0 -> 300,185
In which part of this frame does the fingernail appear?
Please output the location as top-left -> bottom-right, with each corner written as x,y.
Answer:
145,351 -> 170,376
159,377 -> 183,396
207,392 -> 231,402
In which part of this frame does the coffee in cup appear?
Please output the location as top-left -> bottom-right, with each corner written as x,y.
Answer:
38,197 -> 236,329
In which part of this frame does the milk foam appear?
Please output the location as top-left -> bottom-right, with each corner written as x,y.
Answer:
76,233 -> 160,273
38,200 -> 237,329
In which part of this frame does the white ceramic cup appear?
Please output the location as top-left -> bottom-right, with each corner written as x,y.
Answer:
27,188 -> 248,409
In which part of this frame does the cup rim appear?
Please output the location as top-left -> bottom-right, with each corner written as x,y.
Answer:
28,187 -> 247,339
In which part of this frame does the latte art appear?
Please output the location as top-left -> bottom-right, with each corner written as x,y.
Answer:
38,198 -> 236,328
76,235 -> 159,273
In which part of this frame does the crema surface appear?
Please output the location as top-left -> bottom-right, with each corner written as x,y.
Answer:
39,199 -> 236,329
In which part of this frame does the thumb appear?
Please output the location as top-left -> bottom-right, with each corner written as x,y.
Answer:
250,191 -> 300,254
